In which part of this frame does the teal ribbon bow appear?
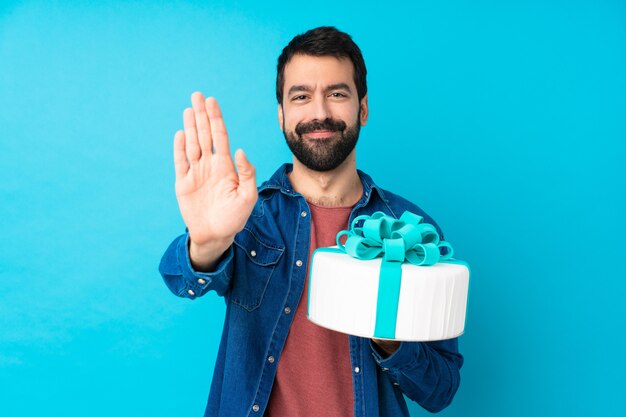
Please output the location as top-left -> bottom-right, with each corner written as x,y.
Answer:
336,211 -> 454,339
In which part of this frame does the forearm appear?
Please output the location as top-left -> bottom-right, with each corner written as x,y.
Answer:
189,235 -> 234,271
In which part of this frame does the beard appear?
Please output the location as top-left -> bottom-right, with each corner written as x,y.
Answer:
283,115 -> 361,172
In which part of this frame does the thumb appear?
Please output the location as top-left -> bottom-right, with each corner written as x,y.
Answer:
235,148 -> 257,193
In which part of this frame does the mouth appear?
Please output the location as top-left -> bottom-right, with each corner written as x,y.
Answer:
302,130 -> 338,139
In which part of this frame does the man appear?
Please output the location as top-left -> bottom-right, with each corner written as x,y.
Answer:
159,26 -> 463,416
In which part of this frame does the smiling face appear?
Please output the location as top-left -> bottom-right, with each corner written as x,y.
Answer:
279,54 -> 369,172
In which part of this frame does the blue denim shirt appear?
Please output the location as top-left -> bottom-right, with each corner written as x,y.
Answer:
159,163 -> 463,417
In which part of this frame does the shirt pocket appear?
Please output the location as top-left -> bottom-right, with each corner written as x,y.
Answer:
231,227 -> 285,312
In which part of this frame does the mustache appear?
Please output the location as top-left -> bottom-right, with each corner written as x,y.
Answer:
295,118 -> 347,136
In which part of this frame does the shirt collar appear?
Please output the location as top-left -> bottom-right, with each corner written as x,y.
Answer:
258,163 -> 389,204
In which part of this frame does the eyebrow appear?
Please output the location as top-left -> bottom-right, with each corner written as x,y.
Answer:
326,83 -> 352,93
287,82 -> 353,96
287,85 -> 313,96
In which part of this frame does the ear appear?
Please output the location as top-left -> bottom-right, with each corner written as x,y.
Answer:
278,104 -> 284,132
359,94 -> 369,126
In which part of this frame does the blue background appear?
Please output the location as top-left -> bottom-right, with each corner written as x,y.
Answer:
1,1 -> 625,416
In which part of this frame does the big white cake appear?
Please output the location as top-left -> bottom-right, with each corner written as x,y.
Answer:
307,247 -> 470,341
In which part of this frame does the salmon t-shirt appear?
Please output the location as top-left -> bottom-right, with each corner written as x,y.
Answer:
265,201 -> 355,417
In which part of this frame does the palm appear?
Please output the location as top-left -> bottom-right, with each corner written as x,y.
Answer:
173,93 -> 257,246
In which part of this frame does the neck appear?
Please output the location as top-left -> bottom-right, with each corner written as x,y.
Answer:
288,150 -> 363,207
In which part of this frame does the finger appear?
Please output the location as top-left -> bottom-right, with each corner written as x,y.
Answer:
173,130 -> 189,180
191,92 -> 213,156
235,148 -> 257,198
183,108 -> 201,163
206,97 -> 231,156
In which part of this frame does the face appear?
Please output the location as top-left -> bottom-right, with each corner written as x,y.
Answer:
279,54 -> 368,172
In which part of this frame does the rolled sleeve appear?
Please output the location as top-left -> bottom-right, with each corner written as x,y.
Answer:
159,232 -> 234,299
369,339 -> 463,413
370,341 -> 421,385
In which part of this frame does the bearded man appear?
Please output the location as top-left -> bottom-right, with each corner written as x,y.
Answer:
159,26 -> 463,417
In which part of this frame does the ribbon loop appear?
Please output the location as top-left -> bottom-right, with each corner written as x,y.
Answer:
383,238 -> 405,262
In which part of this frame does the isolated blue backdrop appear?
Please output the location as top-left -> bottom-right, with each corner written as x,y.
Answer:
1,1 -> 625,416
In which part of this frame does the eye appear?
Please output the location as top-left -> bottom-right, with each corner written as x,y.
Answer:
292,95 -> 308,101
329,92 -> 346,98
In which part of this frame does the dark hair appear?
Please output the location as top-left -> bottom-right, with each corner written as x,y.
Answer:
276,26 -> 367,104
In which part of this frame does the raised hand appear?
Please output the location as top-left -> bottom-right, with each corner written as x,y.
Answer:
174,92 -> 258,268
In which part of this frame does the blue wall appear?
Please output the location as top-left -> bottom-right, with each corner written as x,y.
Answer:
1,1 -> 624,415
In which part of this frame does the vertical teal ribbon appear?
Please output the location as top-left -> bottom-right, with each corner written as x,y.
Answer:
335,211 -> 453,339
374,261 -> 403,338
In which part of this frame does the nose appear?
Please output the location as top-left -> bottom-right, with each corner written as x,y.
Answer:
311,94 -> 331,121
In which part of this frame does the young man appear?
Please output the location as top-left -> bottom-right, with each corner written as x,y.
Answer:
159,26 -> 463,417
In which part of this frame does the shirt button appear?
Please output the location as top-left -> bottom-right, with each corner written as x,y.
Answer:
296,260 -> 303,267
354,366 -> 360,374
252,404 -> 260,412
250,250 -> 257,257
393,382 -> 400,386
187,289 -> 195,296
301,211 -> 307,217
284,306 -> 291,314
382,367 -> 389,372
268,355 -> 275,364
197,278 -> 206,285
